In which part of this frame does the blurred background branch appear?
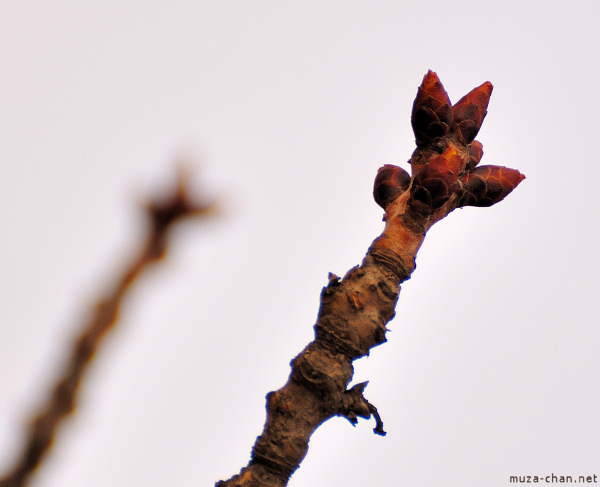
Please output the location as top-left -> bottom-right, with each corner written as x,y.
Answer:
0,169 -> 216,487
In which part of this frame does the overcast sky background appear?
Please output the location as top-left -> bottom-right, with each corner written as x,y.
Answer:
1,2 -> 599,486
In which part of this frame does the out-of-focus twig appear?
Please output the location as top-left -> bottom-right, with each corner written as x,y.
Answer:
0,169 -> 215,487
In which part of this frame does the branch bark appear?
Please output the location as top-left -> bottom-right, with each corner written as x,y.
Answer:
218,71 -> 525,487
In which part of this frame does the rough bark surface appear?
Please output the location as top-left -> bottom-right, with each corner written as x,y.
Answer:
218,71 -> 524,487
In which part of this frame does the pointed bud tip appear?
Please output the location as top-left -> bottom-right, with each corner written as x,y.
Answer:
507,168 -> 526,185
417,70 -> 449,100
421,70 -> 441,89
479,81 -> 493,97
455,81 -> 494,109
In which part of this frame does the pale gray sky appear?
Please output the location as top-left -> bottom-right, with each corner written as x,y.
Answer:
1,2 -> 599,486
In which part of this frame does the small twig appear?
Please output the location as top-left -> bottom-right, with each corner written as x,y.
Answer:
339,381 -> 386,436
0,168 -> 215,487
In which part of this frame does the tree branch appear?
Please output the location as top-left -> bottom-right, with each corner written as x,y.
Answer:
217,71 -> 525,487
0,169 -> 215,487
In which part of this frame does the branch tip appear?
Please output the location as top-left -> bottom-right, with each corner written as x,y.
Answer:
217,71 -> 524,485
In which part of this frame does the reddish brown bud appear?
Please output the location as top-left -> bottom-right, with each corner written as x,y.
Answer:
466,140 -> 484,170
380,72 -> 523,216
427,145 -> 462,177
410,146 -> 462,211
461,165 -> 525,207
373,164 -> 411,209
411,70 -> 453,148
451,82 -> 493,144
